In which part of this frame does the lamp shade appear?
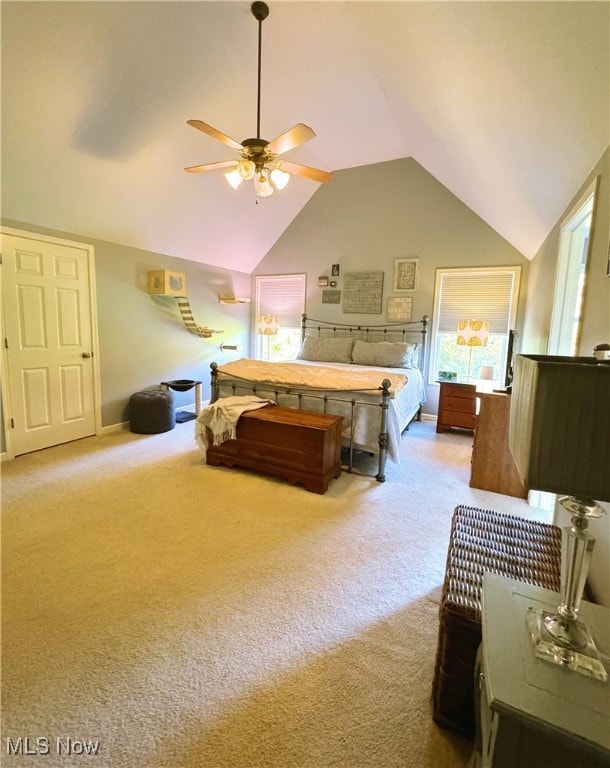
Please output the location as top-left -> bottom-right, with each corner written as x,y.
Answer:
270,168 -> 290,190
509,354 -> 610,501
457,319 -> 489,347
479,365 -> 494,380
224,168 -> 243,190
257,315 -> 280,335
254,170 -> 275,198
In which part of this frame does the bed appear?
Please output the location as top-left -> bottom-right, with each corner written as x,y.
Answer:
208,313 -> 429,482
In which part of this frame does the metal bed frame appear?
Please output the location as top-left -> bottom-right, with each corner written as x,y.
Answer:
210,313 -> 428,482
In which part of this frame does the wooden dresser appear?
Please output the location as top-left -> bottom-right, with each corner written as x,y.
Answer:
206,405 -> 343,494
470,392 -> 526,498
437,382 -> 477,433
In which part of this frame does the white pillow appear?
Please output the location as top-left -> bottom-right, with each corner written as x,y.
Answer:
351,340 -> 419,368
297,335 -> 355,363
408,344 -> 420,368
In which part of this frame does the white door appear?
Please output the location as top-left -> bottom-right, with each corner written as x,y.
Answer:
2,233 -> 98,455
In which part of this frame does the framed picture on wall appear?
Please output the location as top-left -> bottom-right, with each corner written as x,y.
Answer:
386,296 -> 412,323
393,257 -> 419,292
342,271 -> 384,313
322,289 -> 341,304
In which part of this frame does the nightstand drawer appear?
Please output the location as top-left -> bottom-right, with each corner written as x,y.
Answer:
441,410 -> 477,430
443,395 -> 476,414
442,383 -> 475,399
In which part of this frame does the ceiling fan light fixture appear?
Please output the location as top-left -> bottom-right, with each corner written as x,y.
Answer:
225,167 -> 243,190
270,167 -> 290,190
237,158 -> 256,180
255,169 -> 275,198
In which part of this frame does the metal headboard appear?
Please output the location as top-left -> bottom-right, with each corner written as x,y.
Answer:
300,313 -> 429,376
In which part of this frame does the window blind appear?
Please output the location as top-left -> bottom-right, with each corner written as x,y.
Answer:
436,268 -> 519,334
256,274 -> 306,327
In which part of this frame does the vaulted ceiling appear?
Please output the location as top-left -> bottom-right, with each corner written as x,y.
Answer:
2,1 -> 609,274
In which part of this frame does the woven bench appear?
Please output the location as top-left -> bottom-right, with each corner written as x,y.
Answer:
432,504 -> 561,738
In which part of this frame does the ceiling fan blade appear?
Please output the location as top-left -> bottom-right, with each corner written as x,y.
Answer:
279,160 -> 332,184
184,160 -> 237,174
266,124 -> 316,156
187,120 -> 243,152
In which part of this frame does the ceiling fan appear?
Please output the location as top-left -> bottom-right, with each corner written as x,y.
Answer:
184,1 -> 331,197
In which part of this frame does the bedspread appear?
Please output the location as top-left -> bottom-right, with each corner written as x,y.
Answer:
216,358 -> 408,395
214,359 -> 425,463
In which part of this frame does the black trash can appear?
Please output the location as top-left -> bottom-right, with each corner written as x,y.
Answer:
129,389 -> 175,434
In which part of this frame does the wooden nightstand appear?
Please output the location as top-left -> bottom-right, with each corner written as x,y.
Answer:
436,381 -> 477,433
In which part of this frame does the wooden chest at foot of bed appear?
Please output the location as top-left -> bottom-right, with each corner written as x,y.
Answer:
206,405 -> 343,494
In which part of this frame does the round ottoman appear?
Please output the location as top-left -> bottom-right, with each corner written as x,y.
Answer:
129,389 -> 175,434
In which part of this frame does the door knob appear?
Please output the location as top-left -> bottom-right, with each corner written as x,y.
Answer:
82,352 -> 92,359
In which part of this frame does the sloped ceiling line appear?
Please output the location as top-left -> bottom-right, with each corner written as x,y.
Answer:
1,1 -> 608,273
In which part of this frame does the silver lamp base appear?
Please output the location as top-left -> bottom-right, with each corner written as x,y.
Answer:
524,495 -> 607,682
526,607 -> 607,681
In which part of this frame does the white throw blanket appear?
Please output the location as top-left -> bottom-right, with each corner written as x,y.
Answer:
195,396 -> 274,451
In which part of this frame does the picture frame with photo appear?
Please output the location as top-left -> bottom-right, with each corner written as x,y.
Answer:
437,370 -> 458,383
386,296 -> 413,323
322,289 -> 341,304
393,257 -> 419,292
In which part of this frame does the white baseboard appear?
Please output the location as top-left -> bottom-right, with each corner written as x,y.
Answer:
420,413 -> 437,423
100,421 -> 130,434
100,401 -> 209,435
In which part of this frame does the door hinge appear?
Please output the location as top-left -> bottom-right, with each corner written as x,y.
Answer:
10,418 -> 15,429
4,337 -> 8,349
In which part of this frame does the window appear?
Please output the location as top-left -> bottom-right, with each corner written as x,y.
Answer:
548,178 -> 598,355
430,267 -> 521,386
254,274 -> 306,361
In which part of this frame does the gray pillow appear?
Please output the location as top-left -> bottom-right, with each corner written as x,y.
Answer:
351,340 -> 419,368
297,335 -> 354,363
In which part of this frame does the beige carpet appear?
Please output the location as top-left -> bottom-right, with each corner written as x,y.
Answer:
1,420 -> 548,768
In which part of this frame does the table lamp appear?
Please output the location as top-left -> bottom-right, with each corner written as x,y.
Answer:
509,354 -> 610,681
457,320 -> 489,381
257,315 -> 280,361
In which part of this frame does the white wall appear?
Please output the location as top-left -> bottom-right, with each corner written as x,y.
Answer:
521,146 -> 610,355
252,158 -> 528,415
522,147 -> 610,607
1,218 -> 252,428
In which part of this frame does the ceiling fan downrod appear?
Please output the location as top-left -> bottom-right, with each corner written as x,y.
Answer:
251,2 -> 269,141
